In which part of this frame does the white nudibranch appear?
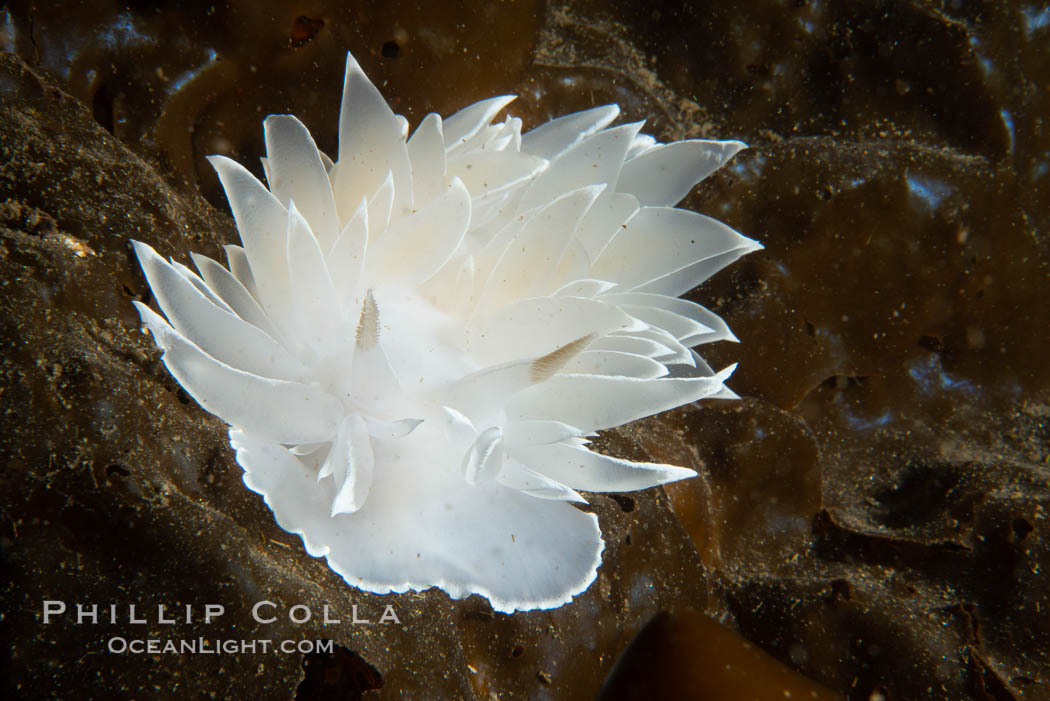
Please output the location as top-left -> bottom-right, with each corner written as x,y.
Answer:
131,52 -> 762,613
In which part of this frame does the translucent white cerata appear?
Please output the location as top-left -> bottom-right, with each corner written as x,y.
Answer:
132,53 -> 761,612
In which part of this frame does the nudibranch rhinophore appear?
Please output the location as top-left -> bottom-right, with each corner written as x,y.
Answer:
132,52 -> 761,613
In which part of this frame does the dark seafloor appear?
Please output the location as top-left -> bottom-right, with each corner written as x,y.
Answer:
1,1 -> 1047,699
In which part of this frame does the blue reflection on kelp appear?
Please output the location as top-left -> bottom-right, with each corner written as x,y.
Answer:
908,353 -> 978,396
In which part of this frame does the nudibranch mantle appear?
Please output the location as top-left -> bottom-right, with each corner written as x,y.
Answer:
132,52 -> 761,612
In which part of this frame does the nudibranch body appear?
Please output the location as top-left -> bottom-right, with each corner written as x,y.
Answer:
133,53 -> 760,612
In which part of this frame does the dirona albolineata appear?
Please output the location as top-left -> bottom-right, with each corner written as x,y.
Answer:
132,52 -> 761,613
